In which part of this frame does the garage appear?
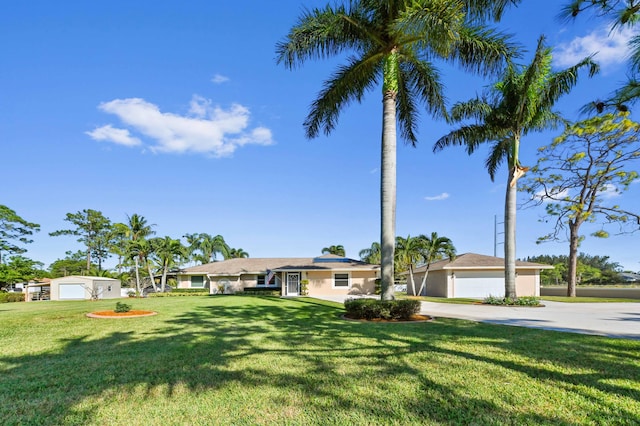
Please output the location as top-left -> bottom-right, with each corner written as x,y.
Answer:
453,271 -> 504,298
58,283 -> 86,300
407,253 -> 550,298
42,276 -> 122,301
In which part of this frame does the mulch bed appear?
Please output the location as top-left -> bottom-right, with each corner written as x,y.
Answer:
342,314 -> 433,323
86,310 -> 157,319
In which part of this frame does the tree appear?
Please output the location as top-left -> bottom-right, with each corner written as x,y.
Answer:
561,0 -> 640,111
394,235 -> 425,296
109,222 -> 131,274
321,245 -> 346,257
522,113 -> 640,296
0,205 -> 40,263
226,247 -> 249,259
0,255 -> 44,286
50,209 -> 113,272
277,0 -> 519,300
153,236 -> 185,291
184,233 -> 229,264
416,232 -> 456,296
434,36 -> 598,298
125,214 -> 155,295
359,242 -> 381,265
49,250 -> 91,277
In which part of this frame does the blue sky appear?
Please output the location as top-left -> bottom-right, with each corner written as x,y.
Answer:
3,0 -> 640,271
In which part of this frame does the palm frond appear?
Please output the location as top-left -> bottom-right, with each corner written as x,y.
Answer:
449,24 -> 520,76
463,0 -> 522,22
401,56 -> 447,119
485,138 -> 510,180
450,97 -> 492,122
275,3 -> 369,69
433,123 -> 495,153
304,52 -> 382,138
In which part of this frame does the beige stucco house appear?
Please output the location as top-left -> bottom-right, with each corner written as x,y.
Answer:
406,253 -> 552,298
177,254 -> 379,297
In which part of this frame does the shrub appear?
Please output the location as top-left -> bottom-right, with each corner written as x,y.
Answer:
0,292 -> 25,303
114,302 -> 132,313
242,287 -> 281,296
374,279 -> 382,295
344,298 -> 421,320
300,280 -> 309,296
483,295 -> 542,306
149,289 -> 209,297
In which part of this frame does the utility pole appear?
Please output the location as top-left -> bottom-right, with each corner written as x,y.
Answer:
494,214 -> 504,257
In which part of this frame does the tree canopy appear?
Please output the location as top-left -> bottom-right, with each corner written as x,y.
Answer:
0,205 -> 40,263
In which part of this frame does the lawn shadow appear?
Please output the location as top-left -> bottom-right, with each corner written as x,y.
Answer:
0,296 -> 638,424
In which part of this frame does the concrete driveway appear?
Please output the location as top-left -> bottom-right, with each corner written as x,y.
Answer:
318,295 -> 640,340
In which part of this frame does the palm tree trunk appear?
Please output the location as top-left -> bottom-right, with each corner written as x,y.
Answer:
504,168 -> 517,299
408,264 -> 416,296
161,260 -> 168,293
418,265 -> 430,296
567,221 -> 580,297
380,89 -> 397,301
147,262 -> 158,292
134,257 -> 142,296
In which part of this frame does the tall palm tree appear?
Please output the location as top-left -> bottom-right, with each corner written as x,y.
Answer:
187,233 -> 229,264
359,241 -> 381,265
277,0 -> 518,300
416,232 -> 456,296
153,236 -> 185,292
434,36 -> 598,298
321,245 -> 346,257
394,235 -> 425,296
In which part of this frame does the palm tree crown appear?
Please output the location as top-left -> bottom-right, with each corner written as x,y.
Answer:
322,245 -> 346,257
277,0 -> 519,300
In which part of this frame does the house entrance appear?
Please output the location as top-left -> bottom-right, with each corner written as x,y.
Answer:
287,273 -> 300,296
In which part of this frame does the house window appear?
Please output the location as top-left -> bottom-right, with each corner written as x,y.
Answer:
191,276 -> 204,288
107,286 -> 112,292
333,273 -> 350,288
257,274 -> 278,286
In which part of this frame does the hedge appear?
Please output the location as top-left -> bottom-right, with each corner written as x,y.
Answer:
149,289 -> 209,297
344,298 -> 421,320
0,292 -> 25,303
242,287 -> 281,296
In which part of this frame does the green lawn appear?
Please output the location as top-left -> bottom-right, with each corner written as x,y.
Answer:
1,296 -> 638,425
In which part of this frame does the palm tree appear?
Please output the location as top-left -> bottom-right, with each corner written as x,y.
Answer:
321,245 -> 346,257
277,0 -> 518,300
153,236 -> 185,292
186,233 -> 229,264
359,242 -> 381,265
394,235 -> 425,296
126,214 -> 155,295
416,232 -> 456,296
109,222 -> 130,274
226,248 -> 249,259
434,36 -> 598,298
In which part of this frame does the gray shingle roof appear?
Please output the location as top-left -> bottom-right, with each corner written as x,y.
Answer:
180,254 -> 379,276
412,253 -> 553,273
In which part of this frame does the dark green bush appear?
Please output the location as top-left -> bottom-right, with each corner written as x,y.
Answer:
114,302 -> 132,313
149,289 -> 209,297
242,287 -> 281,296
0,292 -> 25,303
344,298 -> 421,320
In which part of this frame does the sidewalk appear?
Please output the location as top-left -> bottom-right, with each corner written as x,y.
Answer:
318,295 -> 640,340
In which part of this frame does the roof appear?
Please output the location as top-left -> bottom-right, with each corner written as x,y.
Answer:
50,275 -> 120,281
411,253 -> 554,273
180,254 -> 379,276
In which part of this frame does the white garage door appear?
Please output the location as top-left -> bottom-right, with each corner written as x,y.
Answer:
454,271 -> 504,298
59,284 -> 86,300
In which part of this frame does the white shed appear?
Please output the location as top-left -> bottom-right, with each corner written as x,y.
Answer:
49,276 -> 121,301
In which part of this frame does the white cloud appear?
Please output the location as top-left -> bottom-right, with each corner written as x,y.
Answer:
85,124 -> 141,147
598,183 -> 620,198
555,25 -> 637,70
88,96 -> 273,157
424,192 -> 449,201
534,188 -> 569,203
211,74 -> 230,84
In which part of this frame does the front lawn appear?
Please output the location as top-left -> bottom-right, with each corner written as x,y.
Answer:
1,296 -> 638,425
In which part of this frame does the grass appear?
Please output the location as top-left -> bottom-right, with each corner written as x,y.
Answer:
1,296 -> 639,425
542,296 -> 640,303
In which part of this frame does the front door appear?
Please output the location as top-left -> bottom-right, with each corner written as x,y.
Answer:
287,273 -> 300,296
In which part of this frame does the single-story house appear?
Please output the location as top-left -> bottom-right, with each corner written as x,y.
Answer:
405,253 -> 552,298
37,276 -> 122,301
177,254 -> 379,296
